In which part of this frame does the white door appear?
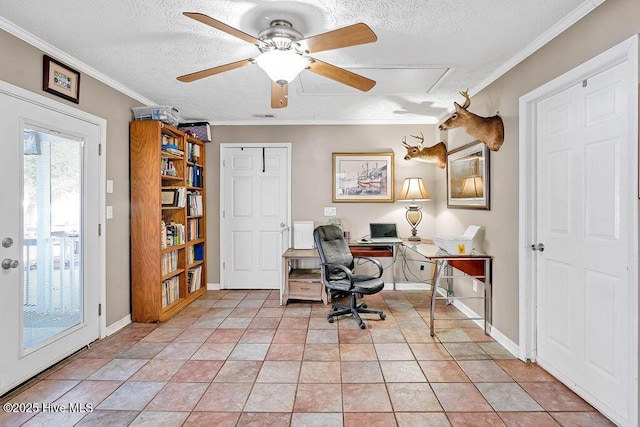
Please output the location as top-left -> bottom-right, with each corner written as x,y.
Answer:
221,145 -> 290,289
534,62 -> 632,423
0,85 -> 102,395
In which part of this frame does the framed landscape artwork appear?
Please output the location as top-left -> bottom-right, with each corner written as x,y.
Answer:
447,140 -> 490,210
333,152 -> 394,203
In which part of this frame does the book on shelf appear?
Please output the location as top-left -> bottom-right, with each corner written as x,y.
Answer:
187,191 -> 203,216
187,243 -> 205,264
188,265 -> 202,293
161,158 -> 177,176
186,141 -> 201,163
161,220 -> 185,248
187,218 -> 200,241
162,276 -> 180,307
161,250 -> 179,275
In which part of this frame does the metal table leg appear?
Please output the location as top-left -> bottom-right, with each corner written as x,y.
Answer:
430,259 -> 448,337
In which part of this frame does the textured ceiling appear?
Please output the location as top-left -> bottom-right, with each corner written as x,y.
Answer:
0,0 -> 603,125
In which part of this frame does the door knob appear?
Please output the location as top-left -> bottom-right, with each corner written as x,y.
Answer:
2,258 -> 19,269
531,243 -> 545,252
2,237 -> 13,248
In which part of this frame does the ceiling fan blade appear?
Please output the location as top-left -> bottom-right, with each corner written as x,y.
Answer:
307,58 -> 376,92
177,58 -> 253,82
271,82 -> 288,108
298,23 -> 377,54
183,12 -> 262,46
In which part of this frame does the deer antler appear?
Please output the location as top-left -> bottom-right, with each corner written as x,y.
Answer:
401,136 -> 410,148
410,131 -> 424,149
459,89 -> 471,109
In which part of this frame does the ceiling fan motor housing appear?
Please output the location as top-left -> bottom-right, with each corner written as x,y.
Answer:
258,20 -> 304,52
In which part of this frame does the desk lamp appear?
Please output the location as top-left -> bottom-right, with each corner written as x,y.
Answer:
397,177 -> 431,241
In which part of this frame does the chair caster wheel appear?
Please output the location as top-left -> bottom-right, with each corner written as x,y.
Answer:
380,313 -> 386,320
327,316 -> 334,323
361,304 -> 367,308
332,305 -> 338,311
359,323 -> 366,329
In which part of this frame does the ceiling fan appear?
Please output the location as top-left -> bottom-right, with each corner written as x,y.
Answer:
177,12 -> 378,108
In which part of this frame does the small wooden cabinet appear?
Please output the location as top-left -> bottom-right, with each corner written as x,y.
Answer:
130,120 -> 207,322
281,248 -> 326,305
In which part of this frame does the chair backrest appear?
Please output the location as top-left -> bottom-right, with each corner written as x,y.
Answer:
313,225 -> 353,281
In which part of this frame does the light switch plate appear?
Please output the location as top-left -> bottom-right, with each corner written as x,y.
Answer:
323,207 -> 337,216
106,206 -> 113,219
106,180 -> 114,193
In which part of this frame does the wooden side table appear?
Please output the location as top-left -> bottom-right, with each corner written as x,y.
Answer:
281,248 -> 327,305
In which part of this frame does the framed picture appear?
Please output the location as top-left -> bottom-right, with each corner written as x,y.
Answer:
43,55 -> 80,104
447,140 -> 490,210
161,189 -> 178,207
332,152 -> 394,203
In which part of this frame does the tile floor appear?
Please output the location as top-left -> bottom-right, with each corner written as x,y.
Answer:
0,290 -> 614,426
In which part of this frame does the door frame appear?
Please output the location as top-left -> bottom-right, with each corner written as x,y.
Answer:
0,79 -> 107,340
219,142 -> 292,289
518,35 -> 638,424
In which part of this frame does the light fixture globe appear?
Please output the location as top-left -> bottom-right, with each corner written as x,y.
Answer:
255,50 -> 310,84
397,177 -> 431,241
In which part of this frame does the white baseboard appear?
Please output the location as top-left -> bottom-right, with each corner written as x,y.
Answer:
385,281 -> 520,359
207,282 -> 221,290
105,314 -> 131,337
449,297 -> 520,358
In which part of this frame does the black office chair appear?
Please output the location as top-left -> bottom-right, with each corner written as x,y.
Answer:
313,225 -> 386,329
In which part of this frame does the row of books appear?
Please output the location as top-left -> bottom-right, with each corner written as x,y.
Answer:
187,218 -> 201,241
186,165 -> 203,187
186,141 -> 201,163
161,250 -> 179,276
161,133 -> 179,147
187,191 -> 203,216
161,158 -> 178,177
187,243 -> 205,264
188,265 -> 203,293
162,276 -> 180,307
161,220 -> 185,248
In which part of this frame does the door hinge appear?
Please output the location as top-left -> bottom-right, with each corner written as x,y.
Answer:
98,144 -> 102,155
222,261 -> 225,270
98,304 -> 102,316
98,224 -> 102,236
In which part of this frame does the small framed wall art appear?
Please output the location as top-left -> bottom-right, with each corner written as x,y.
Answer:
43,55 -> 80,104
332,152 -> 395,203
446,140 -> 490,210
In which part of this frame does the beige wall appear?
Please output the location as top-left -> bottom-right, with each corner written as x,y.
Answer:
2,0 -> 638,341
0,29 -> 140,327
437,0 -> 640,342
209,124 -> 441,283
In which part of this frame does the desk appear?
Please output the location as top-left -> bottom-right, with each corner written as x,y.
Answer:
281,242 -> 493,338
281,248 -> 325,305
348,241 -> 399,288
403,242 -> 492,336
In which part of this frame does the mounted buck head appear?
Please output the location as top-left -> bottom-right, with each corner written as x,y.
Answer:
401,132 -> 447,169
439,90 -> 504,151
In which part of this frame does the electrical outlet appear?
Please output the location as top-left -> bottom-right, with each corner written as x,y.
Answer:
472,279 -> 478,293
323,207 -> 337,217
420,265 -> 425,271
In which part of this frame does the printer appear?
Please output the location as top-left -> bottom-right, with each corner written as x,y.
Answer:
432,225 -> 485,255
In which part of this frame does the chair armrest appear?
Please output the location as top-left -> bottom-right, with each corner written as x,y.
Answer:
353,256 -> 384,278
320,262 -> 355,286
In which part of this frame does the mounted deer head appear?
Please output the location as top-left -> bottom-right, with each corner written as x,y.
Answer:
401,132 -> 447,169
439,90 -> 504,151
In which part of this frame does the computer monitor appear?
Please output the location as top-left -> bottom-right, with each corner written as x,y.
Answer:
369,223 -> 399,239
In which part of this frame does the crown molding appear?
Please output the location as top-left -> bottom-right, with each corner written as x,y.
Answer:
0,16 -> 156,106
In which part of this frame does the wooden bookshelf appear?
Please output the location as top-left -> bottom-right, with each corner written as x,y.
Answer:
130,120 -> 207,322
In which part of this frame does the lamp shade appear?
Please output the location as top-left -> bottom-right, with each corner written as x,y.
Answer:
397,177 -> 431,201
255,50 -> 310,83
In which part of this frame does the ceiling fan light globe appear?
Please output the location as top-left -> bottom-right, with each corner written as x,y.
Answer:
256,50 -> 309,83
